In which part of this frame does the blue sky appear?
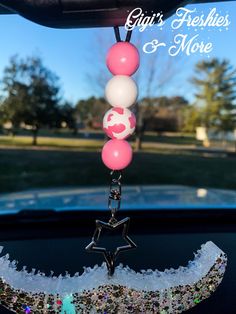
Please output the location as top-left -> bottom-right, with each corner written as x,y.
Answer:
0,1 -> 235,104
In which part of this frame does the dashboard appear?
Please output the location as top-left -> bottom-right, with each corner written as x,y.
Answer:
0,208 -> 235,313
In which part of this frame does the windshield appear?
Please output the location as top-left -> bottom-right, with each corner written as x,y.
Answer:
0,1 -> 236,212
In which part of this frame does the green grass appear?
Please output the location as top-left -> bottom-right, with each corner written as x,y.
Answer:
0,132 -> 200,147
0,135 -> 104,150
142,134 -> 200,145
0,134 -> 235,193
0,146 -> 235,193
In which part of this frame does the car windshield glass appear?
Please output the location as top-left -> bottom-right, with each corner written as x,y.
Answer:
0,1 -> 236,213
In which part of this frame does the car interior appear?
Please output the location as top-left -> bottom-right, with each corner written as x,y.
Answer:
0,1 -> 236,313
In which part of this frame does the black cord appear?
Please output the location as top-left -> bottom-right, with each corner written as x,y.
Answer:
125,30 -> 132,42
114,26 -> 121,42
113,26 -> 133,43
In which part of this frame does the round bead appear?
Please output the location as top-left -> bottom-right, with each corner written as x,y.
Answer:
103,107 -> 136,140
106,42 -> 140,76
105,75 -> 138,108
101,139 -> 133,170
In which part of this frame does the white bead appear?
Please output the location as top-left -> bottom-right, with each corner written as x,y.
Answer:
105,75 -> 138,108
103,107 -> 136,140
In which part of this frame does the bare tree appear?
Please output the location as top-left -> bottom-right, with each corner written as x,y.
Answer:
133,28 -> 185,150
84,29 -> 114,95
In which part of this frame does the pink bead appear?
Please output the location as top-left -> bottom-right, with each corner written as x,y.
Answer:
106,42 -> 140,76
102,139 -> 133,170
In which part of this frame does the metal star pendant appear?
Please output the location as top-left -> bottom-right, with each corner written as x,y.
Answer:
86,217 -> 137,276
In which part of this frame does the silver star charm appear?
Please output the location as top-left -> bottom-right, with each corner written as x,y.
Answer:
86,217 -> 137,276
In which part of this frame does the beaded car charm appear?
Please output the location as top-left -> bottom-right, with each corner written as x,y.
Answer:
0,27 -> 227,314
